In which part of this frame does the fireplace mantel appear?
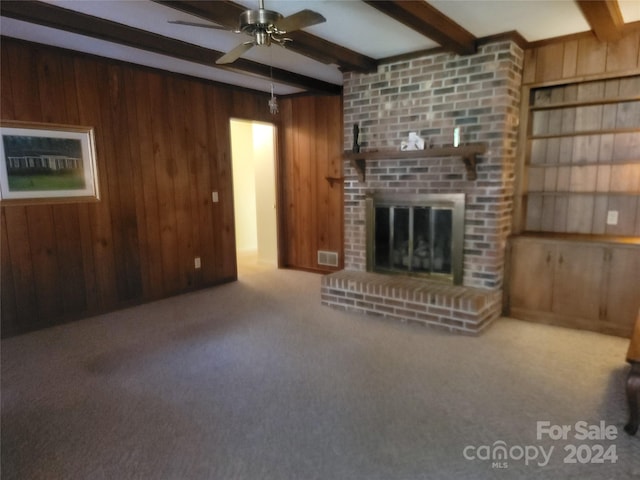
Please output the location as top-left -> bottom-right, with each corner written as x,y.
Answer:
343,143 -> 487,182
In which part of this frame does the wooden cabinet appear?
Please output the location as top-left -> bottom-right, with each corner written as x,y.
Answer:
604,248 -> 640,333
509,240 -> 555,312
507,235 -> 640,337
552,243 -> 604,321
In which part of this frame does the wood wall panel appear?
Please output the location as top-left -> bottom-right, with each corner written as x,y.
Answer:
1,39 -> 343,337
1,211 -> 17,329
562,40 -> 579,79
132,70 -> 164,299
210,88 -> 236,281
576,36 -> 608,76
606,31 -> 640,72
3,208 -> 38,326
534,42 -> 565,82
279,95 -> 344,272
525,30 -> 640,85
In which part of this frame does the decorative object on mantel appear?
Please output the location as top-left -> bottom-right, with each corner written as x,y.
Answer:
344,143 -> 487,182
350,123 -> 366,181
401,132 -> 425,151
352,124 -> 360,153
453,127 -> 461,147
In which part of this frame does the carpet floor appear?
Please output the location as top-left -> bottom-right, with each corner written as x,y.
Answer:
2,259 -> 639,479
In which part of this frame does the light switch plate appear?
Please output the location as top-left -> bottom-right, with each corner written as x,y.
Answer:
606,210 -> 618,225
212,191 -> 219,203
194,257 -> 201,269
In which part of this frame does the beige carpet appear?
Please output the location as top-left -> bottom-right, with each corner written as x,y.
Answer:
2,259 -> 639,479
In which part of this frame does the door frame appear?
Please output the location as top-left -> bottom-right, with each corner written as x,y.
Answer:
229,117 -> 283,269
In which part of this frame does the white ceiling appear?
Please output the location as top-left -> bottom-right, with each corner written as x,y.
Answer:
2,0 -> 640,95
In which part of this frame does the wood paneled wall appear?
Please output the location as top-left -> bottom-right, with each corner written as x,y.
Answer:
279,95 -> 344,272
1,39 -> 343,336
523,29 -> 640,85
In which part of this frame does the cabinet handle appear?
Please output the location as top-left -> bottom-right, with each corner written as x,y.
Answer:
558,255 -> 564,265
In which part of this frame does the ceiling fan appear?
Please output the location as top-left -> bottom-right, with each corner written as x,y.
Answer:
169,0 -> 327,64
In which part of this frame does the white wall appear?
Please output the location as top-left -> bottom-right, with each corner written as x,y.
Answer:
230,119 -> 277,265
231,120 -> 258,253
252,123 -> 278,265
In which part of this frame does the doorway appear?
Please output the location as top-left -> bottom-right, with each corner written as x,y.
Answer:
230,119 -> 278,272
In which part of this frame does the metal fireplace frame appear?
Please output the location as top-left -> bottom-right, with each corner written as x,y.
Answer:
365,192 -> 465,285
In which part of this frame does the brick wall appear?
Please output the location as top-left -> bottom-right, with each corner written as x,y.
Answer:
342,40 -> 524,290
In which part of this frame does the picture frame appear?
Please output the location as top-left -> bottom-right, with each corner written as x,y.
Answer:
0,120 -> 99,205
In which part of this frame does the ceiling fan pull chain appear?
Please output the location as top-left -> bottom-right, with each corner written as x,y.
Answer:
268,49 -> 278,115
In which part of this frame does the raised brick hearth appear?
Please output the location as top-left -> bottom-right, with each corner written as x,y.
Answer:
321,271 -> 501,334
321,40 -> 524,334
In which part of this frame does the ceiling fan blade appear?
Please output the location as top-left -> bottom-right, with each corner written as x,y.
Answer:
168,20 -> 228,30
274,9 -> 326,33
216,41 -> 255,64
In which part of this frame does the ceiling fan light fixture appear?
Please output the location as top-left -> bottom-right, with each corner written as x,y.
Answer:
255,30 -> 270,46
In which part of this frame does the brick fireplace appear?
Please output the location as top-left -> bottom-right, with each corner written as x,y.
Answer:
321,39 -> 524,334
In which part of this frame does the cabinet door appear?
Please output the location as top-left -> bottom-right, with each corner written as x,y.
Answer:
603,247 -> 640,336
552,244 -> 604,321
509,241 -> 556,312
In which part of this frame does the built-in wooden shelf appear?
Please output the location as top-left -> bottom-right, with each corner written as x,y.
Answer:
522,77 -> 640,237
343,143 -> 487,182
526,191 -> 640,196
514,232 -> 640,247
529,95 -> 640,111
325,176 -> 344,187
530,127 -> 640,140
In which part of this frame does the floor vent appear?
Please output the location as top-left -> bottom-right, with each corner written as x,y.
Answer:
317,250 -> 339,267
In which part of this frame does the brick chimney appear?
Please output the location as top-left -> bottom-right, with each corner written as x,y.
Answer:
321,40 -> 524,334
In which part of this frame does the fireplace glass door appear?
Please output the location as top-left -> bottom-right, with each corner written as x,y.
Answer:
366,193 -> 464,284
374,206 -> 452,275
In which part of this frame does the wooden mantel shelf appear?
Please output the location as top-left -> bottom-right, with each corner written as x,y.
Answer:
343,143 -> 487,182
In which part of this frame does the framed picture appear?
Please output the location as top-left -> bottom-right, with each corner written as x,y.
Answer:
0,120 -> 99,204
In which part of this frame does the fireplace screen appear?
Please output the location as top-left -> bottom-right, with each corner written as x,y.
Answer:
366,193 -> 465,284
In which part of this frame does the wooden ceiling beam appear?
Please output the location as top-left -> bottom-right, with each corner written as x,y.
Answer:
156,0 -> 378,72
0,0 -> 342,94
575,0 -> 624,42
363,0 -> 477,55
